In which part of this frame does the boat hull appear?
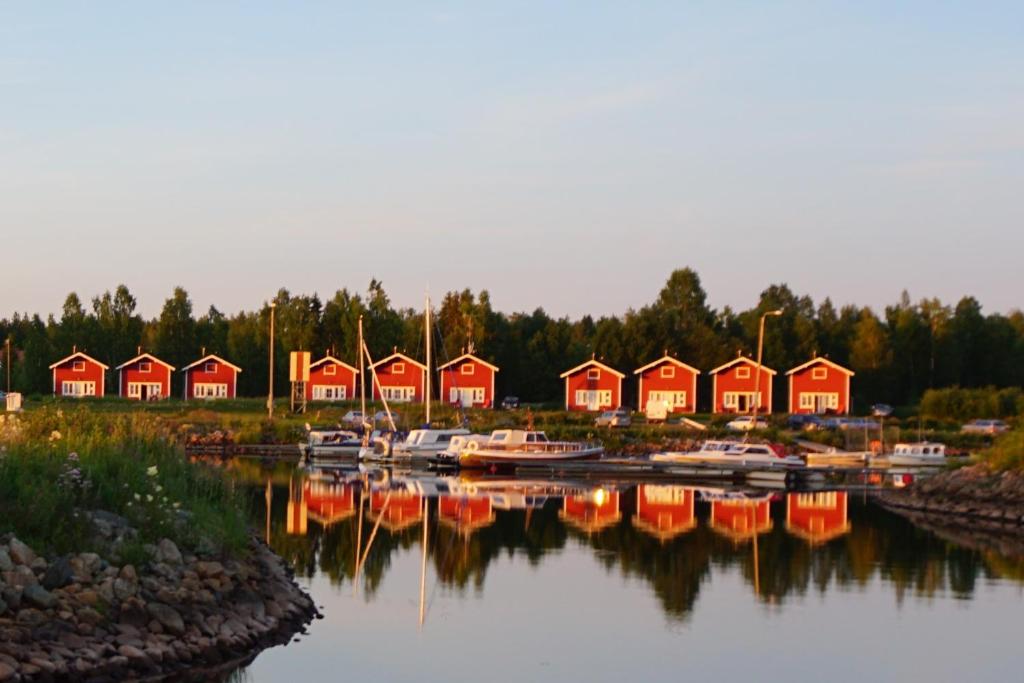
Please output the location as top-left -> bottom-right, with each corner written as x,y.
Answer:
458,446 -> 604,469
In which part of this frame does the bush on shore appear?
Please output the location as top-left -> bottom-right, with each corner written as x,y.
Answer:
0,406 -> 249,559
920,386 -> 1023,421
984,429 -> 1024,472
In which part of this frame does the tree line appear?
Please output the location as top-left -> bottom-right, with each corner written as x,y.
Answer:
2,269 -> 1022,411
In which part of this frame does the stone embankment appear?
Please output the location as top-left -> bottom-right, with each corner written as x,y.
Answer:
878,464 -> 1024,531
0,520 -> 318,681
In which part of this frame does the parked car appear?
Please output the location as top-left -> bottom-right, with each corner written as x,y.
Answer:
823,417 -> 880,431
374,410 -> 400,424
961,419 -> 1010,435
595,409 -> 631,428
787,414 -> 824,431
341,410 -> 365,427
726,415 -> 769,431
500,396 -> 521,410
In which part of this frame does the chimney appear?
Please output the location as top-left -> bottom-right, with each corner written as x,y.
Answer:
137,345 -> 142,355
201,346 -> 206,357
73,344 -> 77,353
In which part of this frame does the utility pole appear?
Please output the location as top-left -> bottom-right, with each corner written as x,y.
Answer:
5,337 -> 10,393
268,302 -> 276,420
752,309 -> 783,419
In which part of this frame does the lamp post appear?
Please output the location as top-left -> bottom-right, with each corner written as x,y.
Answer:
751,309 -> 783,419
267,301 -> 276,420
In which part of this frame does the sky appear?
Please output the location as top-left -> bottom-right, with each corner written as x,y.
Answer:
2,2 -> 1023,320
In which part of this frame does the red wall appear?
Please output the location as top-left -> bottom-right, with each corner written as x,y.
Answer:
119,360 -> 172,400
637,362 -> 698,413
710,500 -> 772,536
712,363 -> 775,414
438,495 -> 493,528
786,492 -> 849,541
634,485 -> 696,537
439,358 -> 495,408
305,362 -> 357,401
304,479 -> 357,524
185,361 -> 237,399
53,359 -> 106,397
564,366 -> 622,411
561,491 -> 622,531
789,362 -> 851,414
371,357 -> 425,403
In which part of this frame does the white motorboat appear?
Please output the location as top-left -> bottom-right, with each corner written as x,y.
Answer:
392,428 -> 472,459
301,426 -> 364,459
876,442 -> 948,467
431,433 -> 490,467
457,430 -> 603,469
651,440 -> 804,469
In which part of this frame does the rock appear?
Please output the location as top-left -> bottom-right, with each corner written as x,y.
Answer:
77,606 -> 104,625
30,557 -> 48,573
0,599 -> 6,617
2,566 -> 37,588
22,584 -> 57,610
1,587 -> 22,610
7,538 -> 36,566
0,662 -> 14,681
0,550 -> 12,573
146,603 -> 185,636
77,589 -> 100,606
97,578 -> 115,604
113,577 -> 137,600
196,561 -> 224,578
42,556 -> 75,590
119,565 -> 138,582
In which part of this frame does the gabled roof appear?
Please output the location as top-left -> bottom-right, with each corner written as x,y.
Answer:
181,354 -> 242,373
634,355 -> 701,376
309,355 -> 359,374
49,351 -> 109,371
709,355 -> 777,376
560,358 -> 625,379
786,356 -> 854,377
369,352 -> 427,371
437,353 -> 500,372
116,352 -> 175,371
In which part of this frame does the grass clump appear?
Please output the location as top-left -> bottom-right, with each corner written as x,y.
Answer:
0,407 -> 250,559
983,429 -> 1024,472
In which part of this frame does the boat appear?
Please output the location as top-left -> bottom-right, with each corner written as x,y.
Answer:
651,440 -> 805,469
300,425 -> 364,460
457,429 -> 604,469
875,442 -> 948,467
430,433 -> 489,467
393,427 -> 472,458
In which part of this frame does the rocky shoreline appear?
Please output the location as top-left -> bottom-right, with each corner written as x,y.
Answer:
0,523 -> 318,682
877,463 -> 1024,531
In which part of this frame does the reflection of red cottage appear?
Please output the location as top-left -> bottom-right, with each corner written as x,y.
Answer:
709,499 -> 773,542
305,356 -> 358,402
369,489 -> 423,532
438,494 -> 495,536
559,489 -> 621,534
50,350 -> 109,398
182,354 -> 241,400
438,353 -> 499,409
634,485 -> 697,541
634,356 -> 700,414
304,479 -> 358,526
560,358 -> 625,411
785,491 -> 850,544
787,357 -> 854,415
370,352 -> 427,404
709,356 -> 776,414
116,352 -> 174,400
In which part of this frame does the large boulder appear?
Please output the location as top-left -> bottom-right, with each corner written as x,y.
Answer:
23,584 -> 57,610
42,556 -> 75,590
7,538 -> 36,566
146,602 -> 185,635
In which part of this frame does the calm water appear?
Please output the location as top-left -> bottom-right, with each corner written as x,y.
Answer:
230,465 -> 1024,683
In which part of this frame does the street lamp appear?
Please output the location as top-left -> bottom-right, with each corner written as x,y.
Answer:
751,309 -> 783,419
267,301 -> 276,420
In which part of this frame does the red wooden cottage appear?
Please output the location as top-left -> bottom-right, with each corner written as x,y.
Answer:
786,357 -> 854,415
304,478 -> 358,527
633,484 -> 697,541
369,489 -> 423,533
634,355 -> 700,414
305,355 -> 359,402
559,488 -> 621,534
438,353 -> 499,409
182,354 -> 241,400
560,358 -> 625,411
116,352 -> 174,400
50,350 -> 109,398
369,352 -> 427,404
709,498 -> 773,543
709,355 -> 777,415
438,494 -> 495,537
785,491 -> 850,545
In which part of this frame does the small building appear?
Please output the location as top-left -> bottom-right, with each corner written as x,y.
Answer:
369,489 -> 423,533
437,494 -> 495,537
709,355 -> 777,414
305,355 -> 359,402
709,498 -> 773,543
559,489 -> 622,534
50,350 -> 109,398
369,352 -> 427,404
786,357 -> 854,415
785,491 -> 850,545
182,354 -> 241,400
634,355 -> 700,414
560,358 -> 625,411
116,352 -> 174,401
438,353 -> 499,409
633,484 -> 697,541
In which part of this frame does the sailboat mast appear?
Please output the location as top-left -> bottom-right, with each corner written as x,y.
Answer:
425,293 -> 431,426
359,315 -> 366,433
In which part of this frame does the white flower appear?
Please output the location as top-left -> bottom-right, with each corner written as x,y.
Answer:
146,466 -> 159,477
172,502 -> 181,509
146,494 -> 153,503
155,485 -> 162,493
134,493 -> 141,501
49,430 -> 62,441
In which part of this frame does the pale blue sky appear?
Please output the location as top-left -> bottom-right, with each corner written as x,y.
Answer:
3,2 -> 1022,319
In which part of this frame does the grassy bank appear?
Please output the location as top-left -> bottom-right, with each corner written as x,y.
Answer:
982,429 -> 1024,471
0,406 -> 249,560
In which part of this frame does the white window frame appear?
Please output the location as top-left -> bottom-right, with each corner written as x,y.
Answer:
62,380 -> 96,397
586,368 -> 600,381
812,367 -> 827,380
139,361 -> 152,373
574,389 -> 612,410
313,385 -> 346,401
649,390 -> 686,408
382,386 -> 415,402
392,362 -> 406,375
800,392 -> 839,412
204,362 -> 217,374
660,366 -> 675,379
450,387 -> 484,405
460,363 -> 475,376
194,382 -> 228,399
735,366 -> 751,379
323,364 -> 336,376
72,361 -> 85,372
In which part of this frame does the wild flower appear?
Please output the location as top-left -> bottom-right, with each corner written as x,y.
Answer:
146,466 -> 159,477
49,430 -> 62,442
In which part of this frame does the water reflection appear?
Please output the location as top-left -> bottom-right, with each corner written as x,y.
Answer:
252,464 -> 1024,621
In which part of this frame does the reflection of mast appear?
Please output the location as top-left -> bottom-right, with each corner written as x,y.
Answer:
353,481 -> 365,597
419,496 -> 429,628
265,479 -> 273,545
354,490 -> 392,594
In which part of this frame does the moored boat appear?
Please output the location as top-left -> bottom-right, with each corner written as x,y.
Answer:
457,429 -> 603,469
300,426 -> 363,460
874,442 -> 948,467
651,440 -> 804,469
